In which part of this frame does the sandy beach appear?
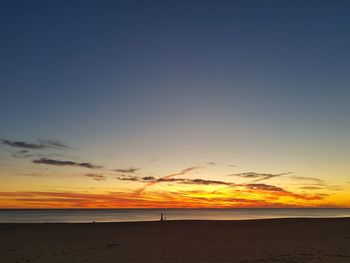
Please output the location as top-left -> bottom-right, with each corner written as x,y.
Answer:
0,218 -> 349,263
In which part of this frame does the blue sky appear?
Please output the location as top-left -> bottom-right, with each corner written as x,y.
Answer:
1,1 -> 350,207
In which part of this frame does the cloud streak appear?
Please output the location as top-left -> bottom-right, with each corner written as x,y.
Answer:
83,174 -> 106,181
32,158 -> 103,169
113,168 -> 140,173
245,183 -> 285,192
118,175 -> 233,186
1,139 -> 70,150
135,166 -> 202,193
231,172 -> 292,182
11,150 -> 34,158
290,176 -> 325,185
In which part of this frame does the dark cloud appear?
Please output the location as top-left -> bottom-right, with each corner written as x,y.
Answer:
245,183 -> 285,192
231,172 -> 292,182
2,140 -> 46,149
32,158 -> 103,169
232,172 -> 262,178
142,176 -> 156,181
207,162 -> 217,166
113,168 -> 140,173
117,175 -> 233,187
185,178 -> 231,186
117,176 -> 140,182
1,139 -> 70,150
83,174 -> 106,181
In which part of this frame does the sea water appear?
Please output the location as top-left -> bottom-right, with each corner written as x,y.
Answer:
0,208 -> 349,223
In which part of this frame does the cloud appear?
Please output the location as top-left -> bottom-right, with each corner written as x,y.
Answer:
1,139 -> 70,150
135,166 -> 202,193
245,183 -> 285,192
12,150 -> 78,160
165,166 -> 201,179
37,139 -> 71,150
142,176 -> 156,181
11,150 -> 34,158
290,176 -> 325,184
16,171 -> 108,181
117,176 -> 140,182
244,183 -> 326,201
32,158 -> 103,169
185,178 -> 232,186
83,174 -> 106,181
231,172 -> 292,182
113,168 -> 140,173
117,175 -> 233,187
232,172 -> 262,178
2,140 -> 46,149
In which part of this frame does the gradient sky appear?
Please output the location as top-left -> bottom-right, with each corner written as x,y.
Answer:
1,0 -> 350,208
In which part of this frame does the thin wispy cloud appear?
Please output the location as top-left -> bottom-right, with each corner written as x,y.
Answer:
32,158 -> 103,169
1,139 -> 70,150
11,150 -> 34,158
245,183 -> 285,192
119,175 -> 233,187
83,173 -> 106,181
113,168 -> 140,173
37,139 -> 71,150
136,166 -> 202,193
165,166 -> 201,179
231,172 -> 292,182
290,176 -> 325,185
2,139 -> 46,149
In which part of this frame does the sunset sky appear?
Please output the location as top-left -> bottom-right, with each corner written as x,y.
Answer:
1,1 -> 350,208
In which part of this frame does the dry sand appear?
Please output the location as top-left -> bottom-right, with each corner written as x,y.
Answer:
1,218 -> 350,263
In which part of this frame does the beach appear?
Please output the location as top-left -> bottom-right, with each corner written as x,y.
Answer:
1,218 -> 350,263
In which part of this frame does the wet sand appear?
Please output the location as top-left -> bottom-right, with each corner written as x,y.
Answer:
1,218 -> 350,263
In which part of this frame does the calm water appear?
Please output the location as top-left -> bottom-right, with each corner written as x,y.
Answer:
0,208 -> 349,223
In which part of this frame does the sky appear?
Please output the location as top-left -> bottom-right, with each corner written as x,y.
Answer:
1,0 -> 350,208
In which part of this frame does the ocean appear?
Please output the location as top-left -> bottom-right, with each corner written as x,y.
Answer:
0,208 -> 349,223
